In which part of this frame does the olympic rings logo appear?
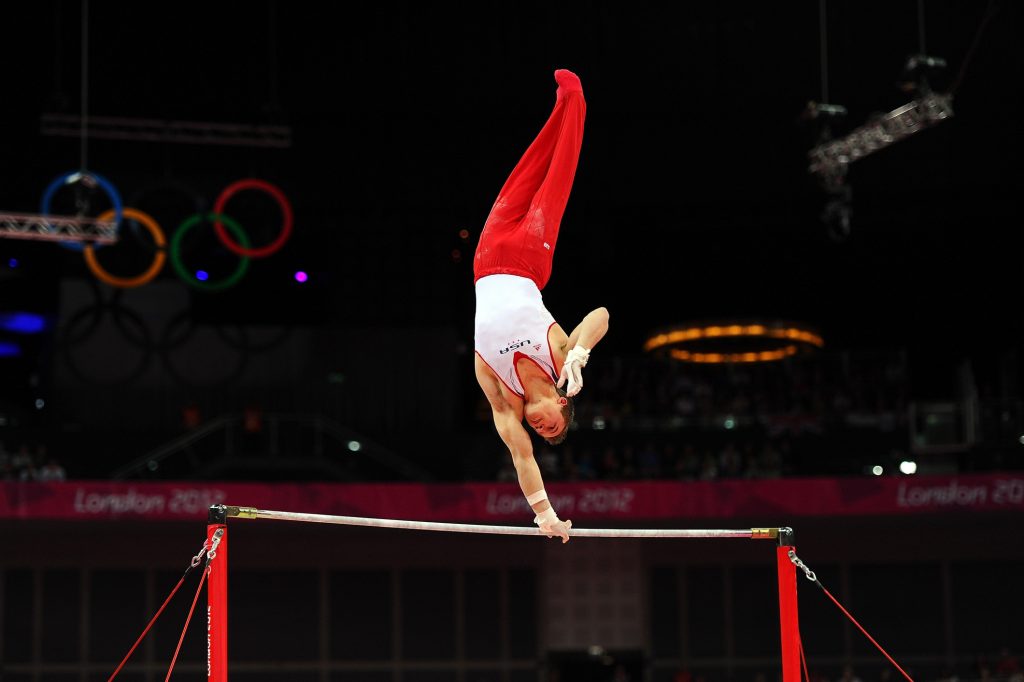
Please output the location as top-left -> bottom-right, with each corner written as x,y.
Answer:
41,170 -> 293,291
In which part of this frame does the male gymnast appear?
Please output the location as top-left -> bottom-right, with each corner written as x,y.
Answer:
473,69 -> 609,543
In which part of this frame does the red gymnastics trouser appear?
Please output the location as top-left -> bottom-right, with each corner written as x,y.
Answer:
474,69 -> 586,291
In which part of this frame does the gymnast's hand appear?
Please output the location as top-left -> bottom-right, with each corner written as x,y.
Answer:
538,518 -> 572,544
557,346 -> 590,397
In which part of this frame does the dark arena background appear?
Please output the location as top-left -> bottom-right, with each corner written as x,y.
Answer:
1,1 -> 1022,681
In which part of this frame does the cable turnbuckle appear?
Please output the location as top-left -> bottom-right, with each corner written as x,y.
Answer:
207,528 -> 225,560
788,549 -> 817,582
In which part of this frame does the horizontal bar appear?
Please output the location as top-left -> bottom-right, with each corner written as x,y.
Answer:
224,506 -> 776,540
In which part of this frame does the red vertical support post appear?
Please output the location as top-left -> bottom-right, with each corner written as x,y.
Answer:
207,505 -> 229,682
777,528 -> 801,682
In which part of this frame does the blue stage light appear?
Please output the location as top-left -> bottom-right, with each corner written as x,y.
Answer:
0,312 -> 47,335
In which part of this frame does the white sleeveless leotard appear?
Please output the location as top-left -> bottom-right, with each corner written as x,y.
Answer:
474,274 -> 559,398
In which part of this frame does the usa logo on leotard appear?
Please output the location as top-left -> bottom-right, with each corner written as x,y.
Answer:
499,339 -> 532,355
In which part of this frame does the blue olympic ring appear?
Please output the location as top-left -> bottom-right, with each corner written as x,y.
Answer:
41,170 -> 124,252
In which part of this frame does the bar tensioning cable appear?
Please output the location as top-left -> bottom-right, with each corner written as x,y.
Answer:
222,506 -> 780,540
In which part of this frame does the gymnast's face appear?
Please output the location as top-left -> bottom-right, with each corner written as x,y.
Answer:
524,396 -> 568,438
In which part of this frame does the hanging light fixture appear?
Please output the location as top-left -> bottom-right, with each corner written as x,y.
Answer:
644,321 -> 824,364
808,1 -> 955,184
808,90 -> 953,180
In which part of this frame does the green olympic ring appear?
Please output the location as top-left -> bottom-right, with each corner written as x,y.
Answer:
170,213 -> 251,292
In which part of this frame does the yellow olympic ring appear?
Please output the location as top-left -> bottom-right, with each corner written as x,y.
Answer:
83,208 -> 167,289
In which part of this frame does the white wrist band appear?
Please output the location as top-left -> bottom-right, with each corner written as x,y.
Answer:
534,507 -> 559,526
526,490 -> 548,505
568,346 -> 590,366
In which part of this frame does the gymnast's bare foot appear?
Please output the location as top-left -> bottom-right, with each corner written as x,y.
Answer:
555,69 -> 583,97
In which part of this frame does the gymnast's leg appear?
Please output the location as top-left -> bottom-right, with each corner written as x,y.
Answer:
474,69 -> 587,289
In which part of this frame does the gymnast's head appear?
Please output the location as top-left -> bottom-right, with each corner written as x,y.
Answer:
524,386 -> 575,445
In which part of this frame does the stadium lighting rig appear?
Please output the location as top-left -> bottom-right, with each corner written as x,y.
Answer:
808,54 -> 953,187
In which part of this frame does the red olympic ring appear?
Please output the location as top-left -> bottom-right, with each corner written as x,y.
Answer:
212,178 -> 293,258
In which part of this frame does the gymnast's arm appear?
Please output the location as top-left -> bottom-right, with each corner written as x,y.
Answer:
557,307 -> 610,396
565,306 -> 610,352
475,356 -> 571,542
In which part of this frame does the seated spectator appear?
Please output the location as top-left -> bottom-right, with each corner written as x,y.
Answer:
620,445 -> 638,479
562,445 -> 579,481
538,445 -> 561,480
758,441 -> 783,479
698,452 -> 718,480
576,449 -> 597,480
639,442 -> 661,479
19,461 -> 38,481
37,458 -> 67,482
600,445 -> 621,479
718,441 -> 743,478
996,647 -> 1020,677
11,444 -> 32,473
676,444 -> 700,480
